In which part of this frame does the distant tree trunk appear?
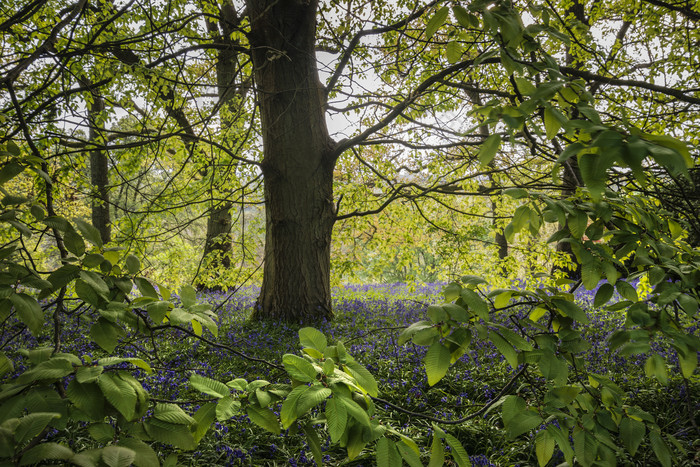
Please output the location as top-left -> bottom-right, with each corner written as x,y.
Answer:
247,0 -> 335,322
88,91 -> 111,244
198,0 -> 239,288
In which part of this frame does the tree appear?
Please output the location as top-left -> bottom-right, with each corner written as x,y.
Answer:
3,0 -> 700,324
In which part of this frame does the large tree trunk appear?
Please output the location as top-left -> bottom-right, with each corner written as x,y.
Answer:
88,91 -> 111,244
247,0 -> 336,322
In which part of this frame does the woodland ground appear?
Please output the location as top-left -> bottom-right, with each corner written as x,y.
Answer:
4,283 -> 700,466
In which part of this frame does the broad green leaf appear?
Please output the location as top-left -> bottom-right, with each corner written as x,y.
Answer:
66,380 -> 105,417
14,412 -> 61,444
246,405 -> 280,434
154,403 -> 195,425
535,430 -> 555,467
19,442 -> 73,466
302,422 -> 324,467
544,106 -> 562,139
135,277 -> 158,299
326,397 -> 347,443
338,394 -> 370,427
296,385 -> 331,417
489,331 -> 518,369
215,396 -> 241,421
552,298 -> 589,324
63,228 -> 86,256
117,438 -> 159,467
377,437 -> 402,467
90,318 -> 124,353
573,429 -> 596,467
282,354 -> 317,383
594,283 -> 614,307
426,6 -> 449,39
428,431 -> 445,467
649,430 -> 672,467
619,417 -> 645,456
644,354 -> 668,385
144,419 -> 195,450
190,374 -> 229,398
443,432 -> 471,467
125,255 -> 140,275
98,373 -> 136,420
478,134 -> 501,166
344,360 -> 378,396
179,284 -> 197,307
193,402 -> 216,443
73,218 -> 103,249
0,161 -> 24,185
396,438 -> 423,467
87,422 -> 114,443
424,340 -> 451,385
299,327 -> 327,353
503,187 -> 528,199
0,352 -> 13,377
446,40 -> 463,63
460,288 -> 489,319
17,357 -> 74,383
9,293 -> 43,336
616,280 -> 638,301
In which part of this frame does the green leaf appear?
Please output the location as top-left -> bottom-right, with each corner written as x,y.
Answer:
428,431 -> 445,467
644,354 -> 668,385
396,438 -> 423,467
19,442 -> 73,466
573,429 -> 597,467
66,380 -> 104,418
246,405 -> 280,434
135,277 -> 158,299
535,429 -> 555,467
619,417 -> 645,456
9,293 -> 43,336
616,280 -> 638,301
446,40 -> 463,63
489,331 -> 518,369
424,340 -> 451,386
299,327 -> 327,353
649,430 -> 672,467
544,106 -> 562,139
338,394 -> 370,427
144,419 -> 195,450
15,412 -> 61,444
190,374 -> 229,398
503,188 -> 528,199
215,396 -> 240,421
64,228 -> 86,256
377,437 -> 402,467
73,218 -> 103,248
90,318 -> 125,353
18,357 -> 74,383
297,385 -> 331,416
552,298 -> 590,324
0,161 -> 24,185
343,360 -> 378,396
478,134 -> 501,166
594,283 -> 614,307
154,403 -> 195,425
0,352 -> 13,377
443,432 -> 471,467
88,422 -> 115,443
325,396 -> 347,443
125,255 -> 140,275
282,354 -> 317,383
117,438 -> 159,467
460,289 -> 489,319
179,284 -> 197,307
426,6 -> 449,39
98,373 -> 136,421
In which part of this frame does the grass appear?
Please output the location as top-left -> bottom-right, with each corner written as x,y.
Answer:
2,282 -> 699,466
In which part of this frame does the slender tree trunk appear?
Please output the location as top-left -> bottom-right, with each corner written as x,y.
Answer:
246,0 -> 336,322
198,0 -> 239,288
88,92 -> 111,244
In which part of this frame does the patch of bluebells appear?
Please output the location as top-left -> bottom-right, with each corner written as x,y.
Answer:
2,281 -> 698,465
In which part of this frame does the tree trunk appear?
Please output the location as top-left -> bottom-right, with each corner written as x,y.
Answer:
247,0 -> 336,322
198,0 -> 239,289
88,92 -> 111,244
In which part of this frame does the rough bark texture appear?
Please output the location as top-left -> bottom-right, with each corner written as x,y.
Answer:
247,0 -> 336,322
88,93 -> 111,244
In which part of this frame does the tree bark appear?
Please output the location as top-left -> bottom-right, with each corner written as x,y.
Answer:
88,91 -> 111,244
246,0 -> 336,322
